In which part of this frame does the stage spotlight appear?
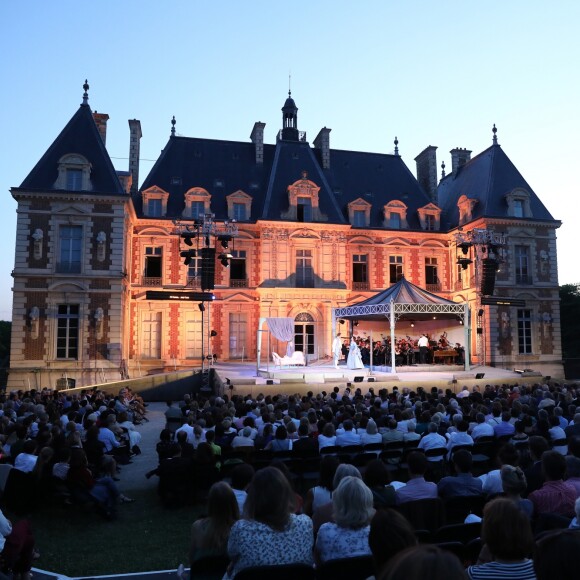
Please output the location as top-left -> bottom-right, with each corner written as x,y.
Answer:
478,309 -> 484,317
218,235 -> 232,249
180,249 -> 196,265
458,241 -> 472,255
210,330 -> 218,337
339,319 -> 345,325
353,320 -> 359,327
198,303 -> 205,312
181,232 -> 196,246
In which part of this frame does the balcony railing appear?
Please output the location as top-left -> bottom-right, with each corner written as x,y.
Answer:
142,277 -> 163,287
426,283 -> 442,293
353,281 -> 370,291
230,278 -> 248,288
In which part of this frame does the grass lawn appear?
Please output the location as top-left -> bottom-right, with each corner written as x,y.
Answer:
26,488 -> 204,577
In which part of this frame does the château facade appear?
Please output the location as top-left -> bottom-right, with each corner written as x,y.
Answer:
7,83 -> 564,389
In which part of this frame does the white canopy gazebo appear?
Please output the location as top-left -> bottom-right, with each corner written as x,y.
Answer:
333,277 -> 471,373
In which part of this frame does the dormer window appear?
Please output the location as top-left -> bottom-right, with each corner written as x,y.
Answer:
505,189 -> 532,218
142,186 -> 169,218
55,154 -> 92,191
348,198 -> 371,227
383,200 -> 408,229
281,173 -> 327,222
417,203 -> 442,231
226,190 -> 252,222
457,194 -> 478,225
184,187 -> 211,219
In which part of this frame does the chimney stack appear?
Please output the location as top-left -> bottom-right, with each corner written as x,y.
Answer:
128,119 -> 142,194
414,145 -> 438,203
93,112 -> 109,145
250,122 -> 266,165
450,147 -> 472,174
313,127 -> 332,170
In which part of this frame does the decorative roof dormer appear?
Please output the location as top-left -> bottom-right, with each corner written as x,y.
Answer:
183,187 -> 211,219
142,186 -> 169,218
227,190 -> 252,221
281,171 -> 327,222
281,91 -> 299,141
383,200 -> 408,229
505,188 -> 532,219
417,203 -> 442,231
348,198 -> 371,227
54,154 -> 92,192
457,194 -> 478,225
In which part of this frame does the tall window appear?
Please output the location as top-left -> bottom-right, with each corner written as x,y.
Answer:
230,250 -> 247,286
297,197 -> 312,222
353,210 -> 366,227
425,257 -> 439,287
229,312 -> 247,358
515,246 -> 530,284
517,309 -> 532,354
66,169 -> 83,191
185,311 -> 202,359
191,201 -> 205,219
456,262 -> 464,290
389,255 -> 403,283
142,311 -> 162,358
147,198 -> 163,217
389,212 -> 401,229
424,214 -> 436,231
513,200 -> 524,218
187,254 -> 203,282
58,225 -> 82,273
295,312 -> 315,356
233,203 -> 246,221
352,254 -> 369,290
296,249 -> 314,287
144,247 -> 162,282
56,304 -> 79,359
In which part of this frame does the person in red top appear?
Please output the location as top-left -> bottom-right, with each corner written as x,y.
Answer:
529,450 -> 577,518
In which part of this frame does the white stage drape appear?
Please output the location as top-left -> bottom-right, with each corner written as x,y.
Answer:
266,317 -> 295,356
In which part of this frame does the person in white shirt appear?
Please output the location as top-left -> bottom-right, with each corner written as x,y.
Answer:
14,440 -> 38,473
418,423 -> 447,461
335,420 -> 361,447
418,334 -> 429,364
470,413 -> 495,440
231,427 -> 255,449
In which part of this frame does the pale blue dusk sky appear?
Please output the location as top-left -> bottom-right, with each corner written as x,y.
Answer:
1,0 -> 579,321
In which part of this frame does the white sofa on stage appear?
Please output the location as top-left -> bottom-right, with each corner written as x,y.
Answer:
272,351 -> 306,368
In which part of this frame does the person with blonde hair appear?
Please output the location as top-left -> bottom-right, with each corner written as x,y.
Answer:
315,476 -> 374,564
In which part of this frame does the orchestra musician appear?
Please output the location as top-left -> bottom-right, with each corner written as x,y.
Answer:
418,334 -> 429,364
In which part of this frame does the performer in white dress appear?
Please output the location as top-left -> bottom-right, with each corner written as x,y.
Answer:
346,337 -> 364,369
332,333 -> 343,368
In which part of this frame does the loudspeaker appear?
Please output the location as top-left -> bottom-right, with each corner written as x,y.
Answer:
481,258 -> 498,296
475,373 -> 485,379
201,247 -> 216,291
476,328 -> 483,334
346,382 -> 352,387
367,377 -> 376,382
266,379 -> 274,385
354,376 -> 364,383
545,376 -> 552,381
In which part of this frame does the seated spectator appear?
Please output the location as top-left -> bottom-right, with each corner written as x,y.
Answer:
446,419 -> 474,459
266,425 -> 292,452
501,465 -> 534,519
318,423 -> 337,450
292,423 -> 318,454
479,443 -> 519,496
524,436 -> 550,495
189,481 -> 239,566
0,507 -> 36,580
315,476 -> 374,564
564,413 -> 580,439
335,419 -> 361,447
230,463 -> 255,515
231,427 -> 254,449
418,422 -> 447,460
175,417 -> 194,445
535,527 -> 580,580
493,411 -> 516,438
437,450 -> 483,499
382,545 -> 468,580
364,459 -> 396,509
225,467 -> 313,578
382,419 -> 404,444
360,419 -> 382,446
549,416 -> 568,455
368,509 -> 417,578
403,421 -> 421,443
14,440 -> 38,473
303,455 -> 339,517
470,413 -> 495,440
565,456 -> 580,495
568,497 -> 580,529
118,411 -> 142,454
467,498 -> 535,579
396,451 -> 438,504
164,400 -> 183,432
529,450 -> 576,518
176,430 -> 195,458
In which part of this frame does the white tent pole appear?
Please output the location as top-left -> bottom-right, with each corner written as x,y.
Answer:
256,317 -> 266,377
464,303 -> 471,371
390,300 -> 396,374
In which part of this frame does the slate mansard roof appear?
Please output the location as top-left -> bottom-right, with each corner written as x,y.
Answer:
17,103 -> 125,195
138,132 -> 433,229
437,143 -> 556,228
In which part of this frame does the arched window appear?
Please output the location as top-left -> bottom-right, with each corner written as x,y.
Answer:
294,312 -> 315,356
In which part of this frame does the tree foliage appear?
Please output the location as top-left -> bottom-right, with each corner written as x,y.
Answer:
560,284 -> 580,359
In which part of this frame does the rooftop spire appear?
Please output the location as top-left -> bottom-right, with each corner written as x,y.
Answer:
441,160 -> 446,179
82,79 -> 89,106
171,115 -> 176,137
492,123 -> 498,145
394,136 -> 399,156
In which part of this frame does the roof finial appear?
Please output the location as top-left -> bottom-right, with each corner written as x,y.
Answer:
288,72 -> 291,97
171,115 -> 176,137
82,79 -> 89,106
441,160 -> 446,178
492,123 -> 498,145
394,136 -> 399,156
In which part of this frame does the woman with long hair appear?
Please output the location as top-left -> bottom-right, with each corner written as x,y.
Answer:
225,466 -> 313,578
